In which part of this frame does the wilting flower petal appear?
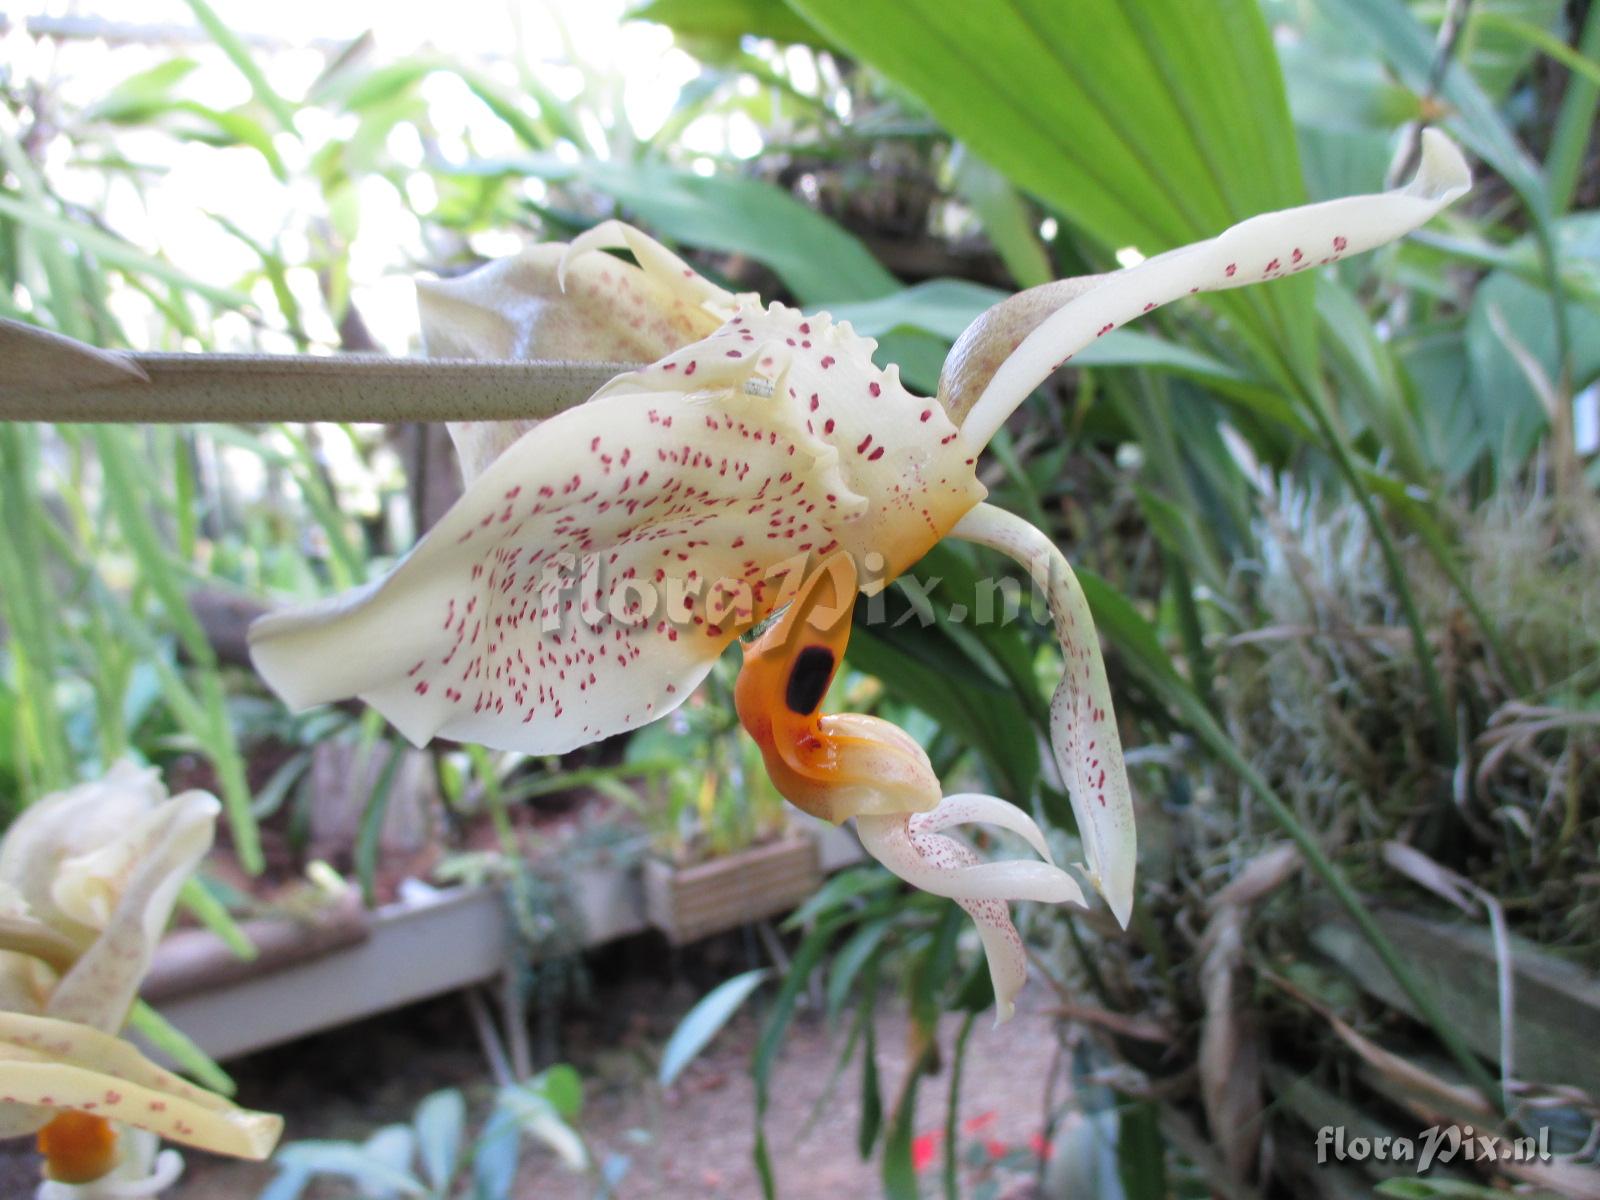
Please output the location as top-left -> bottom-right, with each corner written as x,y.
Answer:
0,765 -> 219,1032
0,1012 -> 282,1160
419,219 -> 737,481
952,503 -> 1134,928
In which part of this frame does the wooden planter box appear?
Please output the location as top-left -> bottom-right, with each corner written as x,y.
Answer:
139,824 -> 861,1063
643,834 -> 822,945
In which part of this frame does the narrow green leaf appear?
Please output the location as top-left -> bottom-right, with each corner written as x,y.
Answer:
881,1038 -> 933,1200
127,1000 -> 236,1096
659,968 -> 769,1087
354,741 -> 406,907
949,144 -> 1052,289
179,878 -> 257,962
181,0 -> 298,131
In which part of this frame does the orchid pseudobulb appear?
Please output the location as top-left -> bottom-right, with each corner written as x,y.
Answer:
0,765 -> 282,1196
248,131 -> 1471,1009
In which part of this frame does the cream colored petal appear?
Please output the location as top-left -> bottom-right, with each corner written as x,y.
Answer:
250,345 -> 866,754
0,1013 -> 281,1158
951,504 -> 1135,928
45,794 -> 218,1033
591,300 -> 986,586
949,130 -> 1471,446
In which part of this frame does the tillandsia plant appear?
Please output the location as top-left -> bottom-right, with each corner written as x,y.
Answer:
246,130 -> 1471,1017
0,762 -> 282,1197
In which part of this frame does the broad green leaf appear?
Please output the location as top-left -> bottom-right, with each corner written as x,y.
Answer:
1460,0 -> 1567,100
363,1124 -> 418,1182
630,0 -> 833,48
1321,0 -> 1567,366
471,1113 -> 520,1200
414,1089 -> 467,1193
1467,269 -> 1600,475
786,0 -> 1317,382
532,1064 -> 584,1120
659,968 -> 769,1087
580,160 -> 897,303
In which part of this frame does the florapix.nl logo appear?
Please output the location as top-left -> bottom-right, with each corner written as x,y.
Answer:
1316,1123 -> 1553,1174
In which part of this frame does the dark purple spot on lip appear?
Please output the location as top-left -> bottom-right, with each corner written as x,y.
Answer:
785,645 -> 835,714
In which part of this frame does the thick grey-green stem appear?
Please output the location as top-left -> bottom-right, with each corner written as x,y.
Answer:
0,318 -> 629,423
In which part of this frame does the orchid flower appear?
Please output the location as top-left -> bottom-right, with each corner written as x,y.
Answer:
0,764 -> 282,1196
735,550 -> 1086,1020
249,131 -> 1470,962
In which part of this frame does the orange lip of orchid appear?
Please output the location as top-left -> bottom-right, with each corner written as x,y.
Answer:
735,552 -> 941,826
734,549 -> 1090,1022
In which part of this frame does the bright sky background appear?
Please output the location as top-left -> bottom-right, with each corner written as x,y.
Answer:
2,0 -> 779,354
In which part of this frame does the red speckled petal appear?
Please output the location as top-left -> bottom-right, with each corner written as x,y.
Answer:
951,130 -> 1471,447
420,223 -> 735,481
0,1013 -> 280,1156
250,363 -> 864,754
952,503 -> 1135,928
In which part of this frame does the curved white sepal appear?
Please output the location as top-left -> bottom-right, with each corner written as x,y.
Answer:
856,808 -> 1085,1024
951,504 -> 1135,928
913,792 -> 1059,866
958,129 -> 1471,447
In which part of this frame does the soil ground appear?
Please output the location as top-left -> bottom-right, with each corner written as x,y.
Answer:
156,939 -> 1060,1200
